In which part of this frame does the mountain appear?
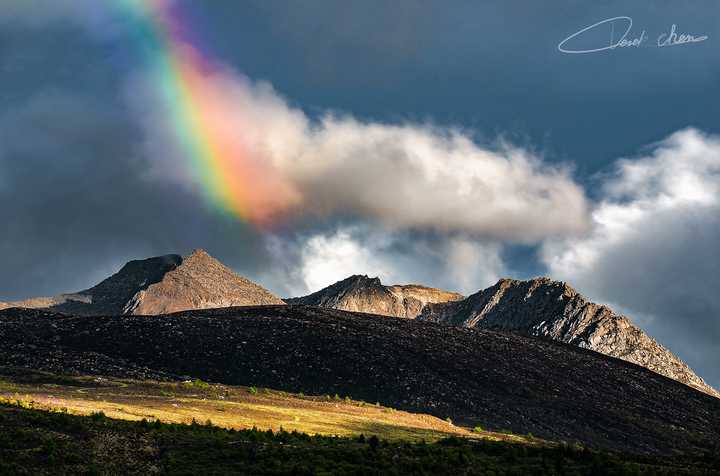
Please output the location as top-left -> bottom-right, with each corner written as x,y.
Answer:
2,305 -> 719,454
4,255 -> 715,398
285,275 -> 463,318
417,277 -> 718,398
0,249 -> 283,315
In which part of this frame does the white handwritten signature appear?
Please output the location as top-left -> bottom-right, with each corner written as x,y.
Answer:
558,16 -> 708,54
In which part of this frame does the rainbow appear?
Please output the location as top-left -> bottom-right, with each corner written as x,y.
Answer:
117,0 -> 298,225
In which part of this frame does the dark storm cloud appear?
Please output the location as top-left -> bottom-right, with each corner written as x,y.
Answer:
0,90 -> 272,300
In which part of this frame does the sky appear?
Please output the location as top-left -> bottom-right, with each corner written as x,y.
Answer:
0,1 -> 718,388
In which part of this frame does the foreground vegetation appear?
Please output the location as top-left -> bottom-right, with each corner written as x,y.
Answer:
1,401 -> 719,475
1,371 -> 718,474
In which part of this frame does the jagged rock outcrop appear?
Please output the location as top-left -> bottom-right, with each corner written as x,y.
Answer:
418,277 -> 718,398
1,250 -> 283,315
285,275 -> 463,318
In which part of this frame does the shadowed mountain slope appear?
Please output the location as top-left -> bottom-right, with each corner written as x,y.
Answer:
417,277 -> 718,398
0,250 -> 283,315
1,305 -> 719,455
285,275 -> 463,318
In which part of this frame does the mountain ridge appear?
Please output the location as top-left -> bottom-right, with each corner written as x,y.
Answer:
0,249 -> 283,315
285,274 -> 464,319
417,276 -> 718,397
291,275 -> 718,398
2,252 -> 715,397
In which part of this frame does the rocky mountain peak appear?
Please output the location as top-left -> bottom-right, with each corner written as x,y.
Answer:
419,277 -> 718,398
125,249 -> 284,315
286,275 -> 464,319
494,276 -> 578,298
342,274 -> 383,286
184,248 -> 213,262
1,250 -> 283,316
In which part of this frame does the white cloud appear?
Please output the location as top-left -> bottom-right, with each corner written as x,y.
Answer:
298,229 -> 393,293
542,128 -> 720,388
543,129 -> 720,278
445,237 -> 504,293
128,68 -> 589,240
297,118 -> 589,240
263,226 -> 506,296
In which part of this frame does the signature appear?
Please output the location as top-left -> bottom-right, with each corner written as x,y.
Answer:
558,16 -> 709,54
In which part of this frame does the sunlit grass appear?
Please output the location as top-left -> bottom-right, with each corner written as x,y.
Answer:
0,374 -> 522,443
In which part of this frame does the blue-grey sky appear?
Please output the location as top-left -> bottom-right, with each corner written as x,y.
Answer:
0,1 -> 718,389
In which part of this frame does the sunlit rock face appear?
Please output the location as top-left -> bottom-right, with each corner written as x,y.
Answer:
285,274 -> 464,319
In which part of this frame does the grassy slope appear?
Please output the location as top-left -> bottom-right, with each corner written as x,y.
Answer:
0,370 -> 514,443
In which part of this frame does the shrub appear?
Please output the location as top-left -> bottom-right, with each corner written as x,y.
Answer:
248,387 -> 258,395
473,426 -> 483,433
190,379 -> 210,390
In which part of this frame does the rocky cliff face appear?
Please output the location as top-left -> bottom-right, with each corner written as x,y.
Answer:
418,277 -> 718,398
1,250 -> 283,315
285,275 -> 463,318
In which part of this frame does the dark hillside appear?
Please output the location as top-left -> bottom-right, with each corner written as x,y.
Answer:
1,305 -> 718,454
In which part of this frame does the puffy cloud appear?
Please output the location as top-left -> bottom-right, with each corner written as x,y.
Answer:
262,226 -> 506,297
297,229 -> 394,293
542,128 -> 720,389
129,68 -> 589,240
293,117 -> 588,240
